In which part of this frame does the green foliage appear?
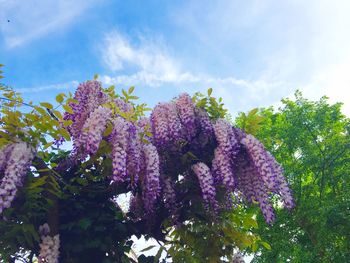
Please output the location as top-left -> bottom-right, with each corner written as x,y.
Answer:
193,89 -> 229,120
236,91 -> 350,262
164,207 -> 263,263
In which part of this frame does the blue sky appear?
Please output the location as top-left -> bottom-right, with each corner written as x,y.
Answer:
1,0 -> 350,118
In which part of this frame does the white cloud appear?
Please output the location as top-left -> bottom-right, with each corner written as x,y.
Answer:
100,31 -> 283,114
169,0 -> 350,115
102,31 -> 181,81
17,80 -> 78,93
0,0 -> 97,48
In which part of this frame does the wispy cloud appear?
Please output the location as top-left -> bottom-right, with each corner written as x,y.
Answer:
17,80 -> 78,93
0,0 -> 98,48
170,0 -> 350,114
100,30 -> 283,113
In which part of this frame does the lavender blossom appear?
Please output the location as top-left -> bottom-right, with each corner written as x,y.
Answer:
76,106 -> 112,156
114,98 -> 133,113
110,117 -> 129,183
213,119 -> 239,157
137,117 -> 152,142
251,174 -> 276,224
195,108 -> 214,137
211,147 -> 235,190
127,124 -> 141,189
235,154 -> 256,204
191,162 -> 218,212
150,103 -> 169,147
265,152 -> 295,209
162,176 -> 179,221
0,142 -> 34,214
241,134 -> 277,190
64,80 -> 109,140
175,93 -> 196,140
164,102 -> 184,143
0,144 -> 14,172
236,149 -> 276,224
141,144 -> 160,214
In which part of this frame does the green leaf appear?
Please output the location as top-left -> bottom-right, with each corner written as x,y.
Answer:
78,218 -> 92,230
43,142 -> 54,149
140,245 -> 156,252
128,86 -> 135,94
59,128 -> 71,141
56,93 -> 65,104
154,246 -> 164,263
63,104 -> 74,114
207,88 -> 213,96
260,241 -> 271,250
40,102 -> 53,109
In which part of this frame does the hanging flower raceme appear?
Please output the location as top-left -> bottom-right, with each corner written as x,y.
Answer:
150,103 -> 173,147
127,124 -> 142,190
110,117 -> 130,183
238,133 -> 295,223
175,93 -> 196,140
213,119 -> 239,157
265,151 -> 295,209
38,223 -> 60,263
192,162 -> 218,212
64,80 -> 109,139
0,142 -> 34,214
141,144 -> 161,214
195,108 -> 214,138
75,105 -> 112,156
241,134 -> 277,190
211,147 -> 235,190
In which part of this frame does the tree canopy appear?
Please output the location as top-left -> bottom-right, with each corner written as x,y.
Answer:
236,91 -> 350,262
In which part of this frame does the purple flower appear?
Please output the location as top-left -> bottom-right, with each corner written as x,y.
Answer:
141,143 -> 160,214
164,102 -> 184,143
64,80 -> 109,140
0,142 -> 34,214
192,162 -> 218,212
265,152 -> 295,209
110,117 -> 130,183
137,117 -> 152,142
0,144 -> 14,172
236,154 -> 256,204
251,174 -> 276,224
214,119 -> 239,158
195,108 -> 214,137
127,124 -> 141,189
175,93 -> 196,140
150,103 -> 170,147
75,106 -> 112,156
241,134 -> 277,190
211,147 -> 235,190
114,98 -> 133,113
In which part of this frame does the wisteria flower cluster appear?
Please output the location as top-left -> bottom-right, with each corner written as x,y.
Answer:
60,80 -> 294,224
64,80 -> 161,215
38,223 -> 60,263
0,142 -> 34,215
